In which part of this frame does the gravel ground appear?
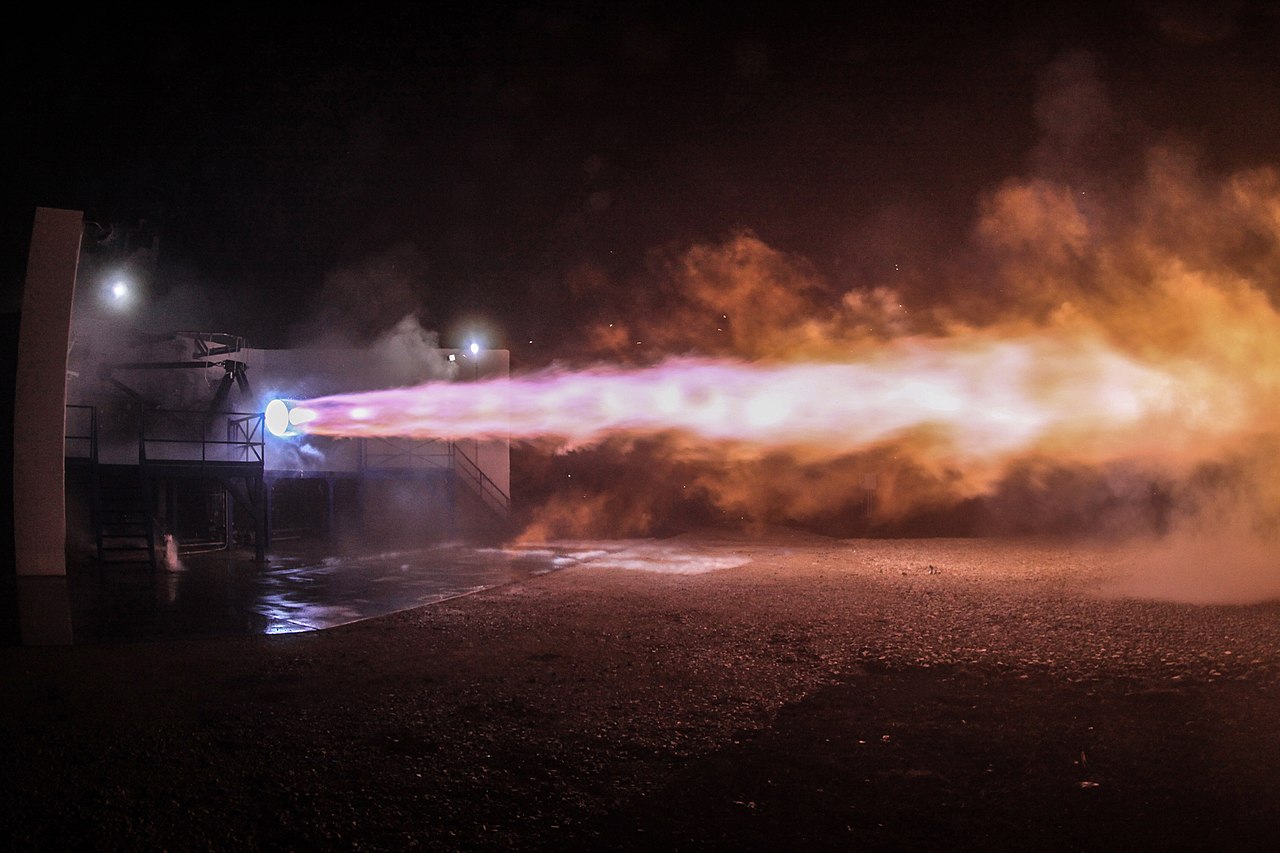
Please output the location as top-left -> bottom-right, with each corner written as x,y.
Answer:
2,530 -> 1279,851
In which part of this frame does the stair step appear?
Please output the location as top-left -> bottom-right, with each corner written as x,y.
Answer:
92,467 -> 156,566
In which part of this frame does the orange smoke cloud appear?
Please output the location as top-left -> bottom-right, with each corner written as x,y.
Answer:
514,144 -> 1280,541
284,140 -> 1280,551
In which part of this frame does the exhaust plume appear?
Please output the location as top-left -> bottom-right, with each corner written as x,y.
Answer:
285,332 -> 1246,472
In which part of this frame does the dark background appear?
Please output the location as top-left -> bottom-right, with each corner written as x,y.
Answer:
7,2 -> 1280,361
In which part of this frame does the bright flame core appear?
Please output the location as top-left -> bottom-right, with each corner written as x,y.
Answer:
265,399 -> 318,437
265,399 -> 294,437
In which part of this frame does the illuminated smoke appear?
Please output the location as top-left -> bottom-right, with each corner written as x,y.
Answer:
274,58 -> 1280,561
275,148 -> 1280,545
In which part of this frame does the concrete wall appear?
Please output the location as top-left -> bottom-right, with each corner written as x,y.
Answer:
12,208 -> 82,645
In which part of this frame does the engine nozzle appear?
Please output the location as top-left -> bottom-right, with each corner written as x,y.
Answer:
265,399 -> 316,437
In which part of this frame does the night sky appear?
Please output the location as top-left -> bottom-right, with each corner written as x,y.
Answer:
8,2 -> 1280,362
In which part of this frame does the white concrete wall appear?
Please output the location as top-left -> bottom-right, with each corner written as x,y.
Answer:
14,208 -> 82,645
14,208 -> 82,578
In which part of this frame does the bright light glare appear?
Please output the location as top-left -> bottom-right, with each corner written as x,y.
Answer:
264,401 -> 316,437
265,399 -> 292,437
469,341 -> 480,355
105,278 -> 132,309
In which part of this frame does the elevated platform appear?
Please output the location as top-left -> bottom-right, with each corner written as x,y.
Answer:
64,405 -> 512,567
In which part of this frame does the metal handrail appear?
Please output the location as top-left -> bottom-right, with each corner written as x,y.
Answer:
139,408 -> 265,465
227,414 -> 265,463
360,436 -> 451,470
451,442 -> 511,517
356,435 -> 510,518
64,404 -> 98,463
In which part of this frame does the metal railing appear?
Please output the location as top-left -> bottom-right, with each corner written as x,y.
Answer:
65,404 -> 98,463
139,409 -> 265,465
360,436 -> 452,471
358,435 -> 510,519
451,443 -> 511,518
227,413 -> 265,462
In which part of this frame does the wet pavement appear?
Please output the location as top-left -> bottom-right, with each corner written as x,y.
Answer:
66,540 -> 594,643
63,534 -> 782,644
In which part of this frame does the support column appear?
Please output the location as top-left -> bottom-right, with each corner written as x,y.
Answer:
225,484 -> 233,550
13,207 -> 83,645
325,476 -> 335,543
258,476 -> 269,561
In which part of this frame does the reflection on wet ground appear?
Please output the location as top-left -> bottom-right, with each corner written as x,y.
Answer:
67,541 -> 611,643
65,534 -> 794,644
